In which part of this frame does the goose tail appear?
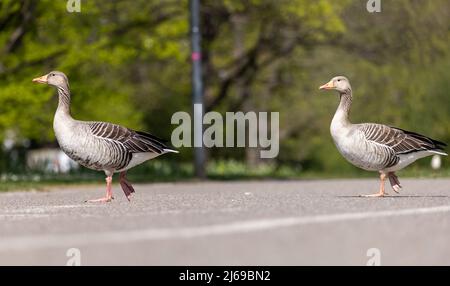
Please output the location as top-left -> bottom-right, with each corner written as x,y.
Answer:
429,150 -> 448,156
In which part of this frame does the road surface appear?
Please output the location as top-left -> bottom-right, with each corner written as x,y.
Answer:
0,179 -> 449,265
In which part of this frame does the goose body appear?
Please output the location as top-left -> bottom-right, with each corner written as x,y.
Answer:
320,76 -> 447,197
53,112 -> 169,173
34,71 -> 177,202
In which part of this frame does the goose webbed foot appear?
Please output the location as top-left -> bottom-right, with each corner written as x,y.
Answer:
359,192 -> 389,198
85,175 -> 114,203
388,172 -> 402,194
119,171 -> 135,201
360,172 -> 389,197
86,197 -> 113,203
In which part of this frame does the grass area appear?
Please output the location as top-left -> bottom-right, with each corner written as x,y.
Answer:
1,159 -> 449,192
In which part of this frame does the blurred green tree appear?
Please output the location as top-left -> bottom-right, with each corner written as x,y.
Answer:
0,0 -> 448,175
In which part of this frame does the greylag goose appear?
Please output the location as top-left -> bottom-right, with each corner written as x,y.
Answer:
33,71 -> 178,202
319,76 -> 447,197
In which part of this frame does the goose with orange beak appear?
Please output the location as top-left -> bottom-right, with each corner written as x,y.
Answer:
319,76 -> 447,197
33,71 -> 178,202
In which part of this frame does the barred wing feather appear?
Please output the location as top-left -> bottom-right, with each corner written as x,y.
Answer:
88,121 -> 169,154
358,123 -> 447,156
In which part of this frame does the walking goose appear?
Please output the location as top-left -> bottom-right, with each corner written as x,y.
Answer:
33,71 -> 178,202
319,76 -> 447,197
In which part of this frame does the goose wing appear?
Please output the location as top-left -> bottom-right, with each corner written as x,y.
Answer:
358,123 -> 447,155
88,121 -> 169,154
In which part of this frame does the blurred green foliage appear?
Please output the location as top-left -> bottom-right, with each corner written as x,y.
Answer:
0,0 -> 448,177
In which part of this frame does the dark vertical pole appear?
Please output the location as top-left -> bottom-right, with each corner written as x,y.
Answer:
190,0 -> 206,178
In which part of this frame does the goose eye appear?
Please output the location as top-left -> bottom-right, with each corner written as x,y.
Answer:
337,79 -> 341,82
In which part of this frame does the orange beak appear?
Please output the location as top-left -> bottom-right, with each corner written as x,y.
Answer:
32,74 -> 48,84
319,80 -> 335,90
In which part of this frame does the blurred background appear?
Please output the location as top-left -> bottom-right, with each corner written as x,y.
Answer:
0,0 -> 448,189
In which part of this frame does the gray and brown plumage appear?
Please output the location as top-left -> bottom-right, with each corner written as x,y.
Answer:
319,76 -> 447,197
33,71 -> 178,202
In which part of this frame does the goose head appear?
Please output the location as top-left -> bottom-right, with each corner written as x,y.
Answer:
319,76 -> 351,93
33,71 -> 69,88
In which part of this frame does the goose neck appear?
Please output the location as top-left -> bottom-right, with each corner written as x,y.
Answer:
332,91 -> 352,127
56,84 -> 71,115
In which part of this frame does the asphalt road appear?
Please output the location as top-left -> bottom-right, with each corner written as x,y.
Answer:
0,178 -> 449,265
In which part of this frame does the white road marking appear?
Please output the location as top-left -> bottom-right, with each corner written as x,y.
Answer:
0,214 -> 51,219
0,205 -> 449,251
0,205 -> 241,219
1,204 -> 96,213
0,204 -> 98,220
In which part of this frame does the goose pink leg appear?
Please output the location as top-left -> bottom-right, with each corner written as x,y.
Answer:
360,172 -> 389,197
86,176 -> 114,203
